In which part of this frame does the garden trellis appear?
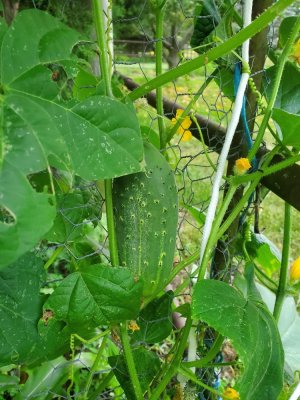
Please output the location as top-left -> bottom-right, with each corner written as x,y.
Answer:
0,0 -> 300,399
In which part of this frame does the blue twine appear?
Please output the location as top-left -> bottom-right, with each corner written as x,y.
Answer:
234,62 -> 258,228
234,62 -> 257,170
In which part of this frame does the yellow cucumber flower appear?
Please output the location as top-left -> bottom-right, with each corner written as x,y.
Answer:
171,109 -> 192,141
291,38 -> 300,66
223,387 -> 240,399
234,158 -> 251,175
290,257 -> 300,282
128,320 -> 140,332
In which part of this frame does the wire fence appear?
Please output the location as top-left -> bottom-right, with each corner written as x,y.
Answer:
1,0 -> 298,399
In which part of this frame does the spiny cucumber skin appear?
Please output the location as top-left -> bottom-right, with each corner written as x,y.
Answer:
113,142 -> 178,298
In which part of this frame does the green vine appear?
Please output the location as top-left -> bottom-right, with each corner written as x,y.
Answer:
128,0 -> 295,101
273,203 -> 292,321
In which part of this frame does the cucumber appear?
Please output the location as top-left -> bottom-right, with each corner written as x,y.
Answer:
113,142 -> 178,298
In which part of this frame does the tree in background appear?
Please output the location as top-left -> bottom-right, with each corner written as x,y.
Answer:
112,0 -> 195,68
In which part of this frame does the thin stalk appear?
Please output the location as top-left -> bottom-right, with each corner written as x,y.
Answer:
248,16 -> 300,160
263,154 -> 300,178
150,325 -> 183,387
144,251 -> 199,306
199,361 -> 237,367
198,184 -> 237,281
119,323 -> 143,400
217,175 -> 262,242
168,70 -> 217,142
92,0 -> 113,97
149,317 -> 192,400
173,274 -> 194,296
155,5 -> 166,149
92,5 -> 140,399
93,0 -> 118,267
182,334 -> 224,368
44,246 -> 64,270
254,265 -> 278,290
128,0 -> 295,101
273,203 -> 292,321
82,336 -> 108,399
178,366 -> 224,398
191,115 -> 217,173
216,145 -> 281,242
89,371 -> 114,400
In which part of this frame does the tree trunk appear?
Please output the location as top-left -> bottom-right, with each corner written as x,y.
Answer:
165,49 -> 180,69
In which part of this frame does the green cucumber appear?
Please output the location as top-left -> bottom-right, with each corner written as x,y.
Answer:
113,142 -> 178,298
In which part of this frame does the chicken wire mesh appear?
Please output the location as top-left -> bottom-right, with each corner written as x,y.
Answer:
1,0 -> 294,399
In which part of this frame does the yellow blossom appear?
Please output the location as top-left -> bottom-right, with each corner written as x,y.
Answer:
290,257 -> 300,281
222,387 -> 240,400
128,320 -> 140,332
171,109 -> 192,141
234,158 -> 251,175
291,38 -> 300,66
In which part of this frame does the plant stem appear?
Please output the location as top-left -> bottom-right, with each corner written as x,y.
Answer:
273,203 -> 292,321
93,0 -> 119,267
149,317 -> 192,400
44,246 -> 63,270
178,366 -> 224,398
119,323 -> 143,400
92,0 -> 113,98
168,69 -> 217,142
155,5 -> 166,149
89,371 -> 114,400
248,16 -> 300,160
191,114 -> 217,173
92,6 -> 141,399
263,154 -> 300,177
198,184 -> 237,281
82,336 -> 108,399
182,334 -> 224,368
128,0 -> 295,101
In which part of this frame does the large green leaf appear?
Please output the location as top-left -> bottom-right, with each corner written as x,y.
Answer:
0,9 -> 143,266
256,283 -> 300,378
278,17 -> 299,49
0,9 -> 82,84
45,265 -> 143,328
1,9 -> 143,179
0,161 -> 55,269
45,187 -> 102,243
192,280 -> 284,400
0,253 -> 72,367
132,291 -> 174,344
246,232 -> 281,275
14,357 -> 71,400
4,93 -> 143,180
272,108 -> 300,148
108,347 -> 160,398
265,62 -> 300,115
0,253 -> 45,366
